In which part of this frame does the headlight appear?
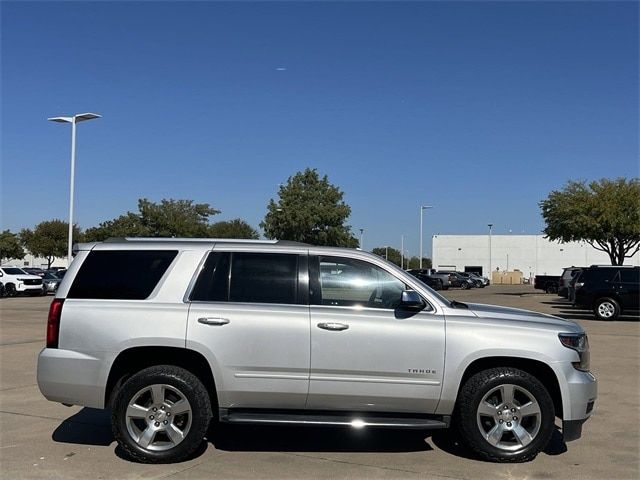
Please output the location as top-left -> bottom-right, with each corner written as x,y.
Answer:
559,333 -> 590,371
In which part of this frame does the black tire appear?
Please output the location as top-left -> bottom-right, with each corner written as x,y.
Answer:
112,365 -> 212,463
545,284 -> 558,294
593,297 -> 620,320
461,282 -> 470,290
455,367 -> 555,462
4,283 -> 16,297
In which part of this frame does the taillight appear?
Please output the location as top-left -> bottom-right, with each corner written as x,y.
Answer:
46,299 -> 64,348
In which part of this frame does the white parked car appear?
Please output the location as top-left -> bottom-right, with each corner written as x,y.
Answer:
0,266 -> 44,296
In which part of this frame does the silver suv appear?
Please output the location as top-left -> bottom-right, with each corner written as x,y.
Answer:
37,238 -> 596,463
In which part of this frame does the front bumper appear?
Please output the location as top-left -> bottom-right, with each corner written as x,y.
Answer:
557,365 -> 597,441
16,283 -> 43,292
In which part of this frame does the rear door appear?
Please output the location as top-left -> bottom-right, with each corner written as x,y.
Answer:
186,249 -> 311,409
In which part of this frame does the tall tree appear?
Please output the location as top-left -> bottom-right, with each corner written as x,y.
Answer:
84,198 -> 221,241
406,256 -> 432,270
20,220 -> 82,268
0,230 -> 25,263
371,246 -> 402,267
208,219 -> 259,239
261,168 -> 359,247
540,178 -> 640,265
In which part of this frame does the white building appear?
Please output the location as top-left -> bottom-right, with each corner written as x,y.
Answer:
432,234 -> 640,279
2,252 -> 67,269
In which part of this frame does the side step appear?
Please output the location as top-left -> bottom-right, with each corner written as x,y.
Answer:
220,409 -> 450,430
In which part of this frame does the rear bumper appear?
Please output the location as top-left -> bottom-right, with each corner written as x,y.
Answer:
37,348 -> 107,408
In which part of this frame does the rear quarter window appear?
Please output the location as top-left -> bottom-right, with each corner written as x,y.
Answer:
67,250 -> 178,299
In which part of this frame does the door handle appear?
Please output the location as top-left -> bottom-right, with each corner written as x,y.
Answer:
317,322 -> 349,331
198,317 -> 230,326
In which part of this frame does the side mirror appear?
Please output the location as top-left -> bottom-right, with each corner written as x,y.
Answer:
400,290 -> 424,310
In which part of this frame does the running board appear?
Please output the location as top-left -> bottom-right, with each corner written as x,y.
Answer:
219,409 -> 450,430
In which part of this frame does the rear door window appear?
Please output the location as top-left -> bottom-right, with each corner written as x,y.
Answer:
190,252 -> 300,304
68,250 -> 177,299
619,269 -> 640,283
585,268 -> 618,283
229,253 -> 299,304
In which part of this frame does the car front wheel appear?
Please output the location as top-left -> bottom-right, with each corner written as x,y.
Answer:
112,365 -> 212,463
4,283 -> 16,297
456,367 -> 555,462
594,297 -> 620,320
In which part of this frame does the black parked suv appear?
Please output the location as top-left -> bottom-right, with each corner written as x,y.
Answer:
574,266 -> 640,320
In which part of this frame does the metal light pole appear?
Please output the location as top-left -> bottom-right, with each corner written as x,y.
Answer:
385,246 -> 389,260
48,113 -> 101,266
359,229 -> 364,249
487,223 -> 493,280
419,205 -> 433,269
400,235 -> 405,269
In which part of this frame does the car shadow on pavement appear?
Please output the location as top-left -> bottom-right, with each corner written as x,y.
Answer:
52,408 -> 114,446
52,411 -> 569,462
430,426 -> 566,461
208,423 -> 433,453
546,304 -> 640,322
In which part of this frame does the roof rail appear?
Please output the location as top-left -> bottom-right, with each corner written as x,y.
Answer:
102,237 -> 310,246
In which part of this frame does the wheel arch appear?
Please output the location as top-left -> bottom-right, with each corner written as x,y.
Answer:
105,346 -> 217,411
456,356 -> 563,418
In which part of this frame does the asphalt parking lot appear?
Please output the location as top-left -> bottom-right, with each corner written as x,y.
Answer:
1,286 -> 638,479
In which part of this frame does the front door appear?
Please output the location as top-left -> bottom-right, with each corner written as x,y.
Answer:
187,250 -> 310,409
307,254 -> 445,413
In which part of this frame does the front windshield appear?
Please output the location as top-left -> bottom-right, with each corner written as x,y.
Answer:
2,267 -> 26,275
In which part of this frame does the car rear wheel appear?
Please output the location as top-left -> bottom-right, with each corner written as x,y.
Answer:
461,282 -> 470,290
594,297 -> 620,320
112,365 -> 212,463
545,284 -> 558,294
456,367 -> 555,462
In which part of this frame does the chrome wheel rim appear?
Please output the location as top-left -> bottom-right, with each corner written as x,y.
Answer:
597,302 -> 615,318
125,384 -> 192,451
476,383 -> 542,451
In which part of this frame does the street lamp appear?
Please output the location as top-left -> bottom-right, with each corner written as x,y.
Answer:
48,113 -> 101,266
419,205 -> 433,269
400,235 -> 405,269
487,223 -> 493,280
359,228 -> 364,249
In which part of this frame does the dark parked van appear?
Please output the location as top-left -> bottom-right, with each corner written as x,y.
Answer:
574,266 -> 640,320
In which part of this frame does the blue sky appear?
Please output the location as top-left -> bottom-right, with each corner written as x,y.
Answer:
2,1 -> 638,256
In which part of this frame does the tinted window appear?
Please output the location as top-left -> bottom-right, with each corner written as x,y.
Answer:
68,250 -> 177,299
619,269 -> 640,283
229,253 -> 298,304
312,256 -> 406,309
190,252 -> 230,301
588,268 -> 621,283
